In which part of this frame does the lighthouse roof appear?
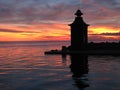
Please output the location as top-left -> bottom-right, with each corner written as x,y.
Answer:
75,9 -> 83,16
69,9 -> 89,26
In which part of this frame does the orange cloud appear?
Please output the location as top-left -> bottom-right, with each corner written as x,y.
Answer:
0,22 -> 119,42
0,23 -> 70,41
88,26 -> 120,42
89,26 -> 120,34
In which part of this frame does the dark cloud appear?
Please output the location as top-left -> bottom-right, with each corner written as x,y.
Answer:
88,35 -> 106,42
39,35 -> 70,40
0,28 -> 39,33
89,34 -> 120,42
0,0 -> 119,29
0,0 -> 84,24
90,32 -> 120,36
93,0 -> 120,10
101,32 -> 120,36
80,0 -> 120,28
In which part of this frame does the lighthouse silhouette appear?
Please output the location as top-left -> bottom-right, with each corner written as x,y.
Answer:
69,9 -> 89,51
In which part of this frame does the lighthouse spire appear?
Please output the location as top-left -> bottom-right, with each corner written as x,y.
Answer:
75,9 -> 83,17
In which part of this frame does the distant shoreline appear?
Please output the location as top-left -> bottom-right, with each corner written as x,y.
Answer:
45,49 -> 120,55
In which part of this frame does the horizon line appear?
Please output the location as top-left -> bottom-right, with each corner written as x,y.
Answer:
0,40 -> 119,43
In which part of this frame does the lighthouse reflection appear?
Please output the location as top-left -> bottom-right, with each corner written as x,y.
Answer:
70,54 -> 89,89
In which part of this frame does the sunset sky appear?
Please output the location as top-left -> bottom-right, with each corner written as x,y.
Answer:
0,0 -> 120,42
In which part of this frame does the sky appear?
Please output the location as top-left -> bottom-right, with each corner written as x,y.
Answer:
0,0 -> 120,42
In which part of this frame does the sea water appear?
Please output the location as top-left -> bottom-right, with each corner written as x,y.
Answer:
0,41 -> 120,90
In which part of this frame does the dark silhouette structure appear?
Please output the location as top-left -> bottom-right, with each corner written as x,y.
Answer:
70,54 -> 89,89
69,10 -> 89,51
44,9 -> 120,55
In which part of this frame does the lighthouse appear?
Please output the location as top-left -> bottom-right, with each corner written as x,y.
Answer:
69,9 -> 89,51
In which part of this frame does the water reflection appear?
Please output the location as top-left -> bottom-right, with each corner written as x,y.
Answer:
62,55 -> 67,66
70,54 -> 89,89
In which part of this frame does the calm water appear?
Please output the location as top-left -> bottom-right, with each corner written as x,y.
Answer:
0,41 -> 120,90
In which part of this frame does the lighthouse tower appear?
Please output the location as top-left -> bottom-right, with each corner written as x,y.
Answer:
69,9 -> 89,51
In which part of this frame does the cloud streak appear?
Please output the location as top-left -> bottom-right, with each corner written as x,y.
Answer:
0,28 -> 39,33
90,32 -> 120,36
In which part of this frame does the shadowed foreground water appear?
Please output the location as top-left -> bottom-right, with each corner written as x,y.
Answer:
0,41 -> 120,90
